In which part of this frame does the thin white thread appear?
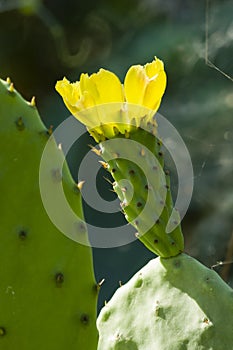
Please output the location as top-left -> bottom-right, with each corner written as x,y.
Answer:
205,0 -> 233,81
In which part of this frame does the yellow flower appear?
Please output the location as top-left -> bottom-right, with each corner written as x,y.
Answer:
124,58 -> 166,110
56,70 -> 124,114
55,77 -> 81,116
56,57 -> 166,140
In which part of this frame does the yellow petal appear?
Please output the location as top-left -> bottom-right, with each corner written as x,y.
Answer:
89,69 -> 124,104
55,77 -> 80,115
143,70 -> 167,109
145,57 -> 164,79
80,91 -> 96,109
75,91 -> 101,128
55,78 -> 80,104
80,73 -> 99,105
124,65 -> 147,105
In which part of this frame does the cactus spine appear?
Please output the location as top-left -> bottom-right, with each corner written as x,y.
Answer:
0,78 -> 98,349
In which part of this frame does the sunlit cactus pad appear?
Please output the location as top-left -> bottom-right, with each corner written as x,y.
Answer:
97,253 -> 233,350
0,78 -> 98,349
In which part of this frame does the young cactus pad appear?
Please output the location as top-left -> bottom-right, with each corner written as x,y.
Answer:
0,78 -> 98,349
56,57 -> 184,257
97,253 -> 233,349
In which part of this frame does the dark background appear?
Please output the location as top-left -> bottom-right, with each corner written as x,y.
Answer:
0,0 -> 232,311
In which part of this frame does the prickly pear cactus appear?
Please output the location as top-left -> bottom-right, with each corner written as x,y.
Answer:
97,253 -> 233,350
0,78 -> 98,349
55,57 -> 184,258
56,56 -> 233,349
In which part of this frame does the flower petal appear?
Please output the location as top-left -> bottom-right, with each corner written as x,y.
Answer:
145,57 -> 164,79
143,70 -> 167,109
75,91 -> 102,128
124,65 -> 147,105
55,77 -> 80,115
80,73 -> 99,105
89,69 -> 124,104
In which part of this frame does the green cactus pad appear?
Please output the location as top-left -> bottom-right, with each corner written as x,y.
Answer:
0,79 -> 98,349
97,253 -> 233,349
98,125 -> 184,258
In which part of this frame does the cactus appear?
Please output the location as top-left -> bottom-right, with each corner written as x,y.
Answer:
56,56 -> 233,349
97,253 -> 233,349
97,125 -> 184,257
55,58 -> 184,258
0,78 -> 98,349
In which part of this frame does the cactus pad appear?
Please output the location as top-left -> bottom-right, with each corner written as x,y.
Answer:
0,78 -> 98,349
98,125 -> 184,257
97,253 -> 233,349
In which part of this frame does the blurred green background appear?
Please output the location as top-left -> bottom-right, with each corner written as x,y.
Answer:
0,0 -> 232,311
